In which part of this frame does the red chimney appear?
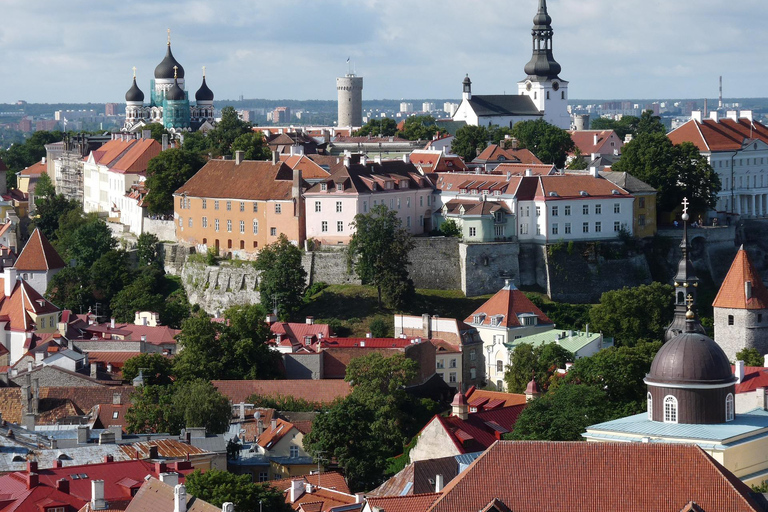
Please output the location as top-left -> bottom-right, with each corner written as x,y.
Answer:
26,472 -> 38,489
104,455 -> 114,463
155,461 -> 167,474
54,459 -> 63,468
27,461 -> 38,473
56,478 -> 70,494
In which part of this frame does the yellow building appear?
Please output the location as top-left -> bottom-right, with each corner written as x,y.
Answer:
600,170 -> 657,237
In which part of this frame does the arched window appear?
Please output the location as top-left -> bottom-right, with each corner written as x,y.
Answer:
647,392 -> 653,420
663,395 -> 678,424
677,291 -> 684,304
726,393 -> 734,421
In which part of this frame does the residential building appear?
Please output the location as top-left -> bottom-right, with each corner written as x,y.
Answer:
303,158 -> 433,245
363,494 -> 440,512
253,418 -> 314,479
409,149 -> 468,174
13,228 -> 66,297
712,246 -> 768,360
668,111 -> 768,217
16,158 -> 48,213
173,159 -> 305,257
599,170 -> 657,237
124,477 -> 222,512
431,339 -> 462,387
270,316 -> 332,353
369,453 -> 481,497
567,129 -> 623,160
437,199 -> 513,242
70,311 -> 180,357
270,472 -> 361,511
464,281 -> 554,390
471,144 -> 542,173
505,328 -> 610,361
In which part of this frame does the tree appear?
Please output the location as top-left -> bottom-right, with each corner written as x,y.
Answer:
635,110 -> 667,136
354,118 -> 398,137
46,265 -> 93,312
510,119 -> 575,167
437,219 -> 461,237
173,313 -> 224,381
206,106 -> 252,157
452,125 -> 489,161
736,347 -> 764,366
185,469 -> 289,512
505,384 -> 617,441
110,270 -> 165,323
504,342 -> 573,393
396,115 -> 445,141
566,149 -> 588,170
64,216 -> 117,268
253,234 -> 307,319
612,133 -> 720,214
33,172 -> 56,202
122,353 -> 174,386
347,204 -> 415,309
125,385 -> 178,434
230,132 -> 271,160
90,250 -> 132,311
589,282 -> 673,347
144,148 -> 206,214
172,380 -> 232,434
136,232 -> 161,267
34,194 -> 80,242
218,304 -> 282,380
140,123 -> 171,143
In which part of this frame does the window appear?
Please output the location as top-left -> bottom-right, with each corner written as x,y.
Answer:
536,206 -> 541,217
614,203 -> 620,214
564,223 -> 571,234
202,199 -> 207,209
582,205 -> 589,215
258,472 -> 268,482
420,215 -> 424,226
226,201 -> 231,211
214,200 -> 219,210
647,393 -> 652,420
536,224 -> 541,235
253,220 -> 258,235
337,221 -> 344,232
470,349 -> 476,361
494,225 -> 504,236
469,227 -> 477,237
407,216 -> 411,228
363,201 -> 368,213
496,360 -> 504,373
663,395 -> 678,423
270,227 -> 277,236
595,204 -> 602,214
253,203 -> 258,213
240,202 -> 245,212
595,221 -> 601,233
582,222 -> 589,233
407,197 -> 411,208
497,380 -> 503,390
470,367 -> 477,379
759,314 -> 763,323
179,197 -> 183,208
520,224 -> 529,235
397,198 -> 401,209
427,195 -> 431,206
178,217 -> 183,227
215,219 -> 220,232
728,315 -> 734,325
240,220 -> 245,234
112,411 -> 119,419
321,183 -> 327,191
315,201 -> 321,212
552,223 -> 558,235
638,214 -> 646,227
202,217 -> 208,228
551,206 -> 558,216
275,204 -> 282,214
336,201 -> 342,213
227,220 -> 232,232
450,359 -> 457,368
564,206 -> 571,216
188,218 -> 193,228
336,183 -> 343,192
436,359 -> 445,369
449,372 -> 457,383
614,221 -> 621,232
726,393 -> 734,422
321,221 -> 328,232
639,197 -> 646,209
289,445 -> 299,458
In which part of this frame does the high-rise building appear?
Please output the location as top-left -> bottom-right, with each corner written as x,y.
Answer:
337,73 -> 363,128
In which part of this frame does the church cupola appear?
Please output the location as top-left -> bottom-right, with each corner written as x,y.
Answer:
462,74 -> 472,101
195,68 -> 214,103
166,68 -> 186,101
125,70 -> 144,103
155,30 -> 185,80
523,0 -> 562,81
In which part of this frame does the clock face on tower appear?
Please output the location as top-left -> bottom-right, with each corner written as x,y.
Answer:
552,81 -> 560,91
525,82 -> 532,91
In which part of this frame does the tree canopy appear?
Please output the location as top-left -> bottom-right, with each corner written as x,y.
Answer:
206,106 -> 253,157
452,125 -> 489,161
354,118 -> 398,137
347,204 -> 415,309
396,115 -> 445,141
504,342 -> 573,394
253,234 -> 307,319
122,353 -> 174,386
509,119 -> 575,167
591,110 -> 666,140
144,148 -> 206,214
736,347 -> 763,366
185,469 -> 290,512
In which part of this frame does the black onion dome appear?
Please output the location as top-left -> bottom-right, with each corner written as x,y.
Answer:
154,44 -> 185,79
166,79 -> 185,101
125,77 -> 144,102
462,75 -> 471,86
647,329 -> 735,386
523,54 -> 561,80
195,76 -> 214,101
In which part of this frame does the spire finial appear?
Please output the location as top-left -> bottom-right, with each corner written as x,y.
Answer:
173,65 -> 178,79
202,66 -> 206,78
167,28 -> 171,46
132,66 -> 136,79
682,196 -> 689,218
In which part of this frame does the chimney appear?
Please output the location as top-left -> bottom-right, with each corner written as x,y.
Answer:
27,360 -> 32,373
764,354 -> 768,368
110,318 -> 115,329
99,431 -> 116,444
160,472 -> 179,487
593,133 -> 598,146
356,493 -> 365,504
691,110 -> 702,123
422,313 -> 431,339
360,155 -> 367,166
740,110 -> 754,122
149,446 -> 159,459
290,480 -> 304,503
54,459 -> 63,468
77,425 -> 89,444
757,387 -> 768,410
56,478 -> 69,494
27,461 -> 38,473
90,363 -> 98,379
585,324 -> 589,337
435,474 -> 444,492
365,332 -> 372,339
239,401 -> 245,420
103,455 -> 114,463
735,360 -> 745,384
113,392 -> 121,405
154,461 -> 167,474
91,480 -> 106,510
524,168 -> 532,177
174,484 -> 187,512
306,316 -> 314,325
235,150 -> 244,165
271,151 -> 278,164
27,472 -> 39,489
108,425 -> 123,442
709,111 -> 719,122
222,504 -> 234,512
726,110 -> 738,121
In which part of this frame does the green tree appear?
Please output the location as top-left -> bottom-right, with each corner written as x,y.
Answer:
173,313 -> 224,381
185,469 -> 289,512
64,216 -> 117,268
46,265 -> 93,312
347,204 -> 415,309
504,342 -> 573,393
635,110 -> 667,136
354,118 -> 398,137
140,123 -> 171,143
33,172 -> 56,201
736,347 -> 764,366
136,232 -> 161,267
589,282 -> 674,347
172,380 -> 232,434
396,115 -> 445,141
437,219 -> 461,237
567,149 -> 588,170
206,106 -> 252,157
510,119 -> 575,167
90,250 -> 132,311
34,194 -> 81,242
452,125 -> 489,161
218,304 -> 282,380
231,132 -> 271,160
125,385 -> 178,434
253,234 -> 307,319
110,270 -> 165,323
122,353 -> 174,386
182,130 -> 211,156
505,384 -> 617,441
144,148 -> 206,214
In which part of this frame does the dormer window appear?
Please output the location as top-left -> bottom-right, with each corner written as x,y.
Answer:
321,183 -> 327,191
336,183 -> 344,192
490,315 -> 503,327
473,314 -> 486,324
518,314 -> 538,326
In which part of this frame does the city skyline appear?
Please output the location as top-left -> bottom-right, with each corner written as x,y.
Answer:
1,0 -> 766,104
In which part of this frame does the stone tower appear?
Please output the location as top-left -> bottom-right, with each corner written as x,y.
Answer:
337,73 -> 363,128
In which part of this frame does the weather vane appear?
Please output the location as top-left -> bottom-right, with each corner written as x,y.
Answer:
173,65 -> 178,79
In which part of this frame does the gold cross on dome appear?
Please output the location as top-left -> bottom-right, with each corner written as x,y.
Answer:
682,197 -> 689,215
686,293 -> 694,309
202,66 -> 206,78
173,65 -> 178,79
167,28 -> 171,45
132,66 -> 136,78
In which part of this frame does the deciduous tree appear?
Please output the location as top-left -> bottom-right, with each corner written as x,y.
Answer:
504,342 -> 573,393
144,148 -> 206,214
510,119 -> 574,167
452,125 -> 489,161
354,118 -> 398,137
396,115 -> 445,141
122,353 -> 174,386
185,469 -> 290,512
253,234 -> 307,319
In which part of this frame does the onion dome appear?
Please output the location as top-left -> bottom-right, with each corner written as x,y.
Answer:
525,376 -> 541,396
125,76 -> 144,102
523,0 -> 562,80
195,76 -> 214,102
462,74 -> 471,86
154,41 -> 185,79
451,391 -> 467,407
533,0 -> 552,27
166,78 -> 185,101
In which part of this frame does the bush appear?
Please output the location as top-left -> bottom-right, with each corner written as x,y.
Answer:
369,317 -> 389,338
247,393 -> 320,412
304,281 -> 329,301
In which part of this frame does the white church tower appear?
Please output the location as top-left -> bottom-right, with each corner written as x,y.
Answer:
517,0 -> 570,129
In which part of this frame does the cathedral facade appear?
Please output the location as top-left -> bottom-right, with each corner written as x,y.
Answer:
123,33 -> 215,134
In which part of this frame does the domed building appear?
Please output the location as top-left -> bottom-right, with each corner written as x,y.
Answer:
123,31 -> 216,134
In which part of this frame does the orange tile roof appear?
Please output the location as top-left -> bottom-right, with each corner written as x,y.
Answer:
426,441 -> 761,512
0,279 -> 59,331
271,472 -> 349,494
366,493 -> 441,512
432,173 -> 521,194
280,154 -> 334,179
668,117 -> 768,152
256,418 -> 296,450
567,130 -> 622,156
175,160 -> 296,200
492,163 -> 557,176
537,174 -> 631,200
109,138 -> 161,174
712,246 -> 768,309
14,228 -> 66,270
473,145 -> 542,165
90,139 -> 139,166
465,387 -> 527,408
19,160 -> 47,177
211,379 -> 351,405
464,283 -> 552,328
124,477 -> 219,512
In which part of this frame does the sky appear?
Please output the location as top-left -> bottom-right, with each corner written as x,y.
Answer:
1,0 -> 767,104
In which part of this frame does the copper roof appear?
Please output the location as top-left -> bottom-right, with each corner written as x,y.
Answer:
647,330 -> 735,386
713,247 -> 768,310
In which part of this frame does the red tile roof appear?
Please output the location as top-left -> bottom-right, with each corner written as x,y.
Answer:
432,173 -> 521,195
14,228 -> 66,271
537,174 -> 631,200
109,138 -> 161,175
271,322 -> 331,348
366,493 -> 441,512
18,160 -> 47,177
465,387 -> 527,408
174,160 -> 296,200
473,145 -> 542,165
733,365 -> 768,394
280,154 -> 334,180
492,163 -> 558,176
713,247 -> 768,309
430,405 -> 526,454
426,441 -> 761,512
212,380 -> 351,405
0,279 -> 60,331
567,130 -> 623,156
668,117 -> 768,152
256,418 -> 297,450
464,283 -> 551,328
271,472 -> 349,495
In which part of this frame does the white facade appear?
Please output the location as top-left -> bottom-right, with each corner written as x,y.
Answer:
435,350 -> 462,386
452,100 -> 539,128
517,78 -> 570,130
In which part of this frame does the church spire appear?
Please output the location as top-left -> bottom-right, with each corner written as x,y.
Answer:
523,0 -> 561,81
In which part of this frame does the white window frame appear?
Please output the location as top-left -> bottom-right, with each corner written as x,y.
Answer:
663,395 -> 678,424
